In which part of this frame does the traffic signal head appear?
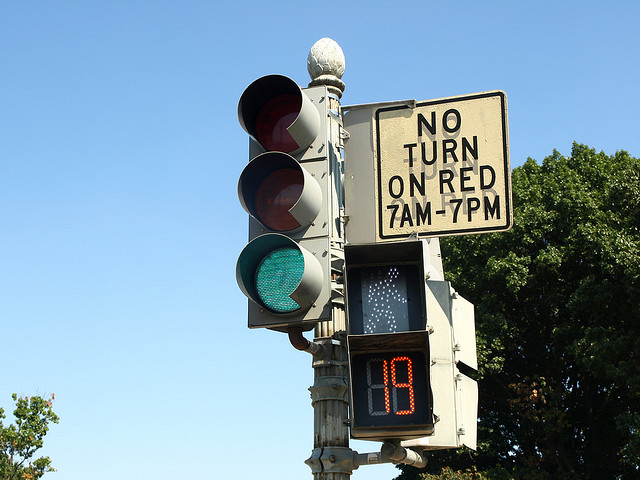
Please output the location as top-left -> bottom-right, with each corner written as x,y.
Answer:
236,75 -> 334,331
345,241 -> 436,440
344,239 -> 477,445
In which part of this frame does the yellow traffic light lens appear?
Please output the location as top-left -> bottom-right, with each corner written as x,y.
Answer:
255,93 -> 301,152
255,247 -> 304,313
255,168 -> 303,231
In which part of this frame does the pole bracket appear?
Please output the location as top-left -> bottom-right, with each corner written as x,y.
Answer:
305,447 -> 360,475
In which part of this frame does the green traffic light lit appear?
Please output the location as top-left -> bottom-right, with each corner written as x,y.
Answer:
255,247 -> 304,313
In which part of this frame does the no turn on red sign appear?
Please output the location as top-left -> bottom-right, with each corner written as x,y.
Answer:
343,91 -> 512,244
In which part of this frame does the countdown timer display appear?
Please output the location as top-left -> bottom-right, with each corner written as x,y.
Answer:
349,334 -> 434,440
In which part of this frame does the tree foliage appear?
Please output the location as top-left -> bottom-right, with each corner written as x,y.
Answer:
396,144 -> 640,480
0,393 -> 59,480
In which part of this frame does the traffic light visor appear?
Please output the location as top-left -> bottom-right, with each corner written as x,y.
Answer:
255,247 -> 304,313
255,94 -> 301,152
255,168 -> 303,231
238,75 -> 321,155
236,234 -> 324,315
238,152 -> 322,233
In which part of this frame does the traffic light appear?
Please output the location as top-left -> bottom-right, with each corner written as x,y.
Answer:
345,239 -> 477,447
345,240 -> 435,440
236,74 -> 335,331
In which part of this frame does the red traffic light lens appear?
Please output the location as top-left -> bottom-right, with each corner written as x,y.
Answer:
255,94 -> 301,152
255,168 -> 303,231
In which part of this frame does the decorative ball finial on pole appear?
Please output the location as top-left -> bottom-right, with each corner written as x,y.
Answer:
307,38 -> 346,98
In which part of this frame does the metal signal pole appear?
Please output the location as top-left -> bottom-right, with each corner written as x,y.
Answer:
307,38 -> 351,480
293,38 -> 353,480
290,38 -> 431,479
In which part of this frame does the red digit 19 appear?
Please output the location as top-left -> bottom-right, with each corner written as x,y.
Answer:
366,355 -> 415,416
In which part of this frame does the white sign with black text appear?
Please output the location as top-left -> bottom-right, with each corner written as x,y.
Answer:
374,91 -> 511,240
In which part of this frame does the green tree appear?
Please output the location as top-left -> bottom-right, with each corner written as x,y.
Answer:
0,393 -> 59,480
397,144 -> 640,480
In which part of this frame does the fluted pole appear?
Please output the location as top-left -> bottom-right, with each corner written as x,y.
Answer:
305,38 -> 353,480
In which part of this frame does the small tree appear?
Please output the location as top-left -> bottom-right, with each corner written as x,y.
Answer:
0,393 -> 59,480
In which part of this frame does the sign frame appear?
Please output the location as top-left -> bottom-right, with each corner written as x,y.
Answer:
342,90 -> 511,244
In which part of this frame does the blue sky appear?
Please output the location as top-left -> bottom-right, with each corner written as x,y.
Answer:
1,2 -> 638,479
